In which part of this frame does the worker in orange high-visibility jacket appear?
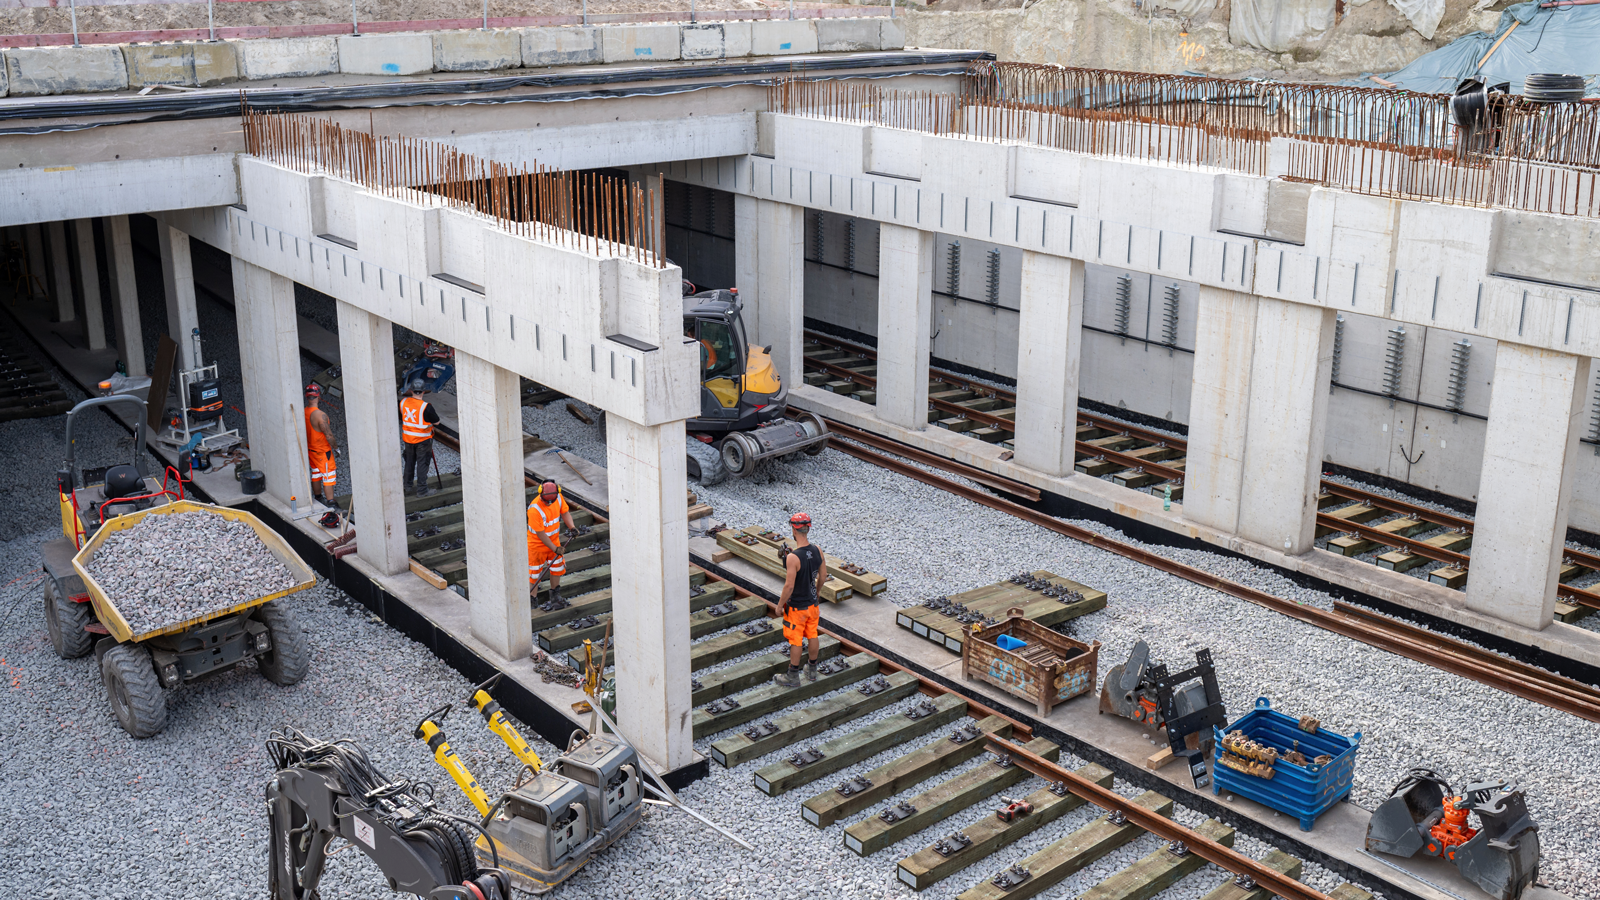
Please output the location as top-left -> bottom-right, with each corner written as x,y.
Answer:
773,512 -> 828,688
528,481 -> 576,605
399,379 -> 441,496
305,383 -> 340,528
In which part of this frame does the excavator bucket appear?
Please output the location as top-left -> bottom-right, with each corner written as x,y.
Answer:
1364,777 -> 1443,859
1455,782 -> 1541,900
1098,640 -> 1149,718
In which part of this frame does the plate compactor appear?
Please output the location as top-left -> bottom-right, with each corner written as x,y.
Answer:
1365,768 -> 1541,900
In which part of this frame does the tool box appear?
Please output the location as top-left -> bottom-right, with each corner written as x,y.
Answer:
1210,697 -> 1360,831
962,611 -> 1099,716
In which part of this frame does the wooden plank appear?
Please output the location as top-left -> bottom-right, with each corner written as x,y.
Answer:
692,636 -> 843,706
897,571 -> 1106,654
1377,530 -> 1470,572
1429,567 -> 1468,589
693,652 -> 877,739
1077,818 -> 1234,900
754,693 -> 968,797
1329,885 -> 1375,900
715,530 -> 854,601
1197,850 -> 1302,900
409,560 -> 447,590
1315,503 -> 1383,538
895,764 -> 1114,890
710,670 -> 921,767
953,790 -> 1173,900
1328,516 -> 1429,557
557,594 -> 765,661
740,526 -> 889,596
801,716 -> 1014,829
842,737 -> 1060,857
688,616 -> 785,668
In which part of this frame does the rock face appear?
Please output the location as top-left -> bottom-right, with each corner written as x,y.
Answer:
903,0 -> 1496,80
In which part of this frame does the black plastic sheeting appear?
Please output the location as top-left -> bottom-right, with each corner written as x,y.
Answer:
0,50 -> 990,135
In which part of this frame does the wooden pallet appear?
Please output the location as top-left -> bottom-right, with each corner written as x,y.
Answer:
896,571 -> 1107,654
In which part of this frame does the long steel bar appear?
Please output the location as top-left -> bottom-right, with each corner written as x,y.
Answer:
822,416 -> 1600,721
985,734 -> 1334,900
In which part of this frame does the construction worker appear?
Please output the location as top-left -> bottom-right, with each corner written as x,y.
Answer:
774,512 -> 827,688
400,378 -> 440,496
305,384 -> 339,527
528,481 -> 576,605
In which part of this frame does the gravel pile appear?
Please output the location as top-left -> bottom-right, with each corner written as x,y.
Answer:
85,511 -> 300,633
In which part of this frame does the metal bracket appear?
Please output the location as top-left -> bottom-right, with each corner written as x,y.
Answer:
1107,810 -> 1128,827
857,675 -> 892,696
992,753 -> 1013,769
949,723 -> 982,744
1233,874 -> 1256,890
705,601 -> 737,617
816,657 -> 850,676
690,677 -> 702,693
933,833 -> 972,856
689,583 -> 706,597
788,748 -> 826,767
836,775 -> 873,797
704,697 -> 741,716
992,865 -> 1032,890
568,615 -> 599,630
741,619 -> 774,636
878,801 -> 916,823
1049,781 -> 1069,796
1167,841 -> 1189,857
743,720 -> 780,740
904,699 -> 939,720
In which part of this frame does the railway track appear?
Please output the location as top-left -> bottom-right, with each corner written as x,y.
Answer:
800,331 -> 1600,619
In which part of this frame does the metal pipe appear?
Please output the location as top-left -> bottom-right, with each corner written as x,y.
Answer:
208,0 -> 216,42
68,0 -> 79,46
482,0 -> 489,30
351,0 -> 359,35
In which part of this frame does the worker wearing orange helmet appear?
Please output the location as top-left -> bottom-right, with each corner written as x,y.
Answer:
528,481 -> 576,605
305,383 -> 339,527
773,512 -> 827,688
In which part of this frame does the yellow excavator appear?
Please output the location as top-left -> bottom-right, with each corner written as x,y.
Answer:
681,288 -> 829,484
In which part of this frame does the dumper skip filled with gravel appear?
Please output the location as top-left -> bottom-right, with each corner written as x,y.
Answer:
79,505 -> 312,637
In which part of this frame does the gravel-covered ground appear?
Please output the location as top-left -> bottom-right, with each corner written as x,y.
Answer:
524,401 -> 1600,898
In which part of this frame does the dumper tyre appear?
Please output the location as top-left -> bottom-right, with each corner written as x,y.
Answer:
44,575 -> 93,659
101,643 -> 167,739
255,601 -> 310,686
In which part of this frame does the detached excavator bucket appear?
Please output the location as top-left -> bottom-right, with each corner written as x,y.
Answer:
1455,782 -> 1541,900
1364,778 -> 1442,859
1098,640 -> 1149,719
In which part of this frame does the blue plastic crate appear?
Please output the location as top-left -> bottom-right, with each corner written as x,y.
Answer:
1211,697 -> 1360,831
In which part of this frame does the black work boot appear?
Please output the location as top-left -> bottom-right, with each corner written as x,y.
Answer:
804,661 -> 818,683
773,665 -> 801,688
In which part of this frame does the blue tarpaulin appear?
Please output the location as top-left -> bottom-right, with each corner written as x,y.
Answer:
1373,1 -> 1600,96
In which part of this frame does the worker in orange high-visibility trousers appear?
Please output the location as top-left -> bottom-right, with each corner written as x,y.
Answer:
305,383 -> 340,528
773,512 -> 828,688
528,481 -> 577,606
399,379 -> 441,496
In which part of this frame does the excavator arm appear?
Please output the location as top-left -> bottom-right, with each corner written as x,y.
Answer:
265,728 -> 511,900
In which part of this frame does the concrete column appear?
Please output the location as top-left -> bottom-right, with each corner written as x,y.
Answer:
607,413 -> 693,771
106,216 -> 146,377
1185,289 -> 1334,555
736,198 -> 805,387
875,223 -> 934,431
47,221 -> 75,323
24,224 -> 48,299
159,223 -> 201,369
1466,345 -> 1593,630
1012,253 -> 1084,476
232,258 -> 313,512
335,301 -> 409,576
456,350 -> 532,661
74,219 -> 107,350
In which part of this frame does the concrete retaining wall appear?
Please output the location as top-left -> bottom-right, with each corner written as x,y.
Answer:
0,16 -> 903,97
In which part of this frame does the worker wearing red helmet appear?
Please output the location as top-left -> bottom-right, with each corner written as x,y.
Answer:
528,481 -> 576,605
773,512 -> 827,688
305,383 -> 339,527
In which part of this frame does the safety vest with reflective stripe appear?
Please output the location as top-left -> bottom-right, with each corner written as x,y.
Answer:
528,495 -> 568,542
400,397 -> 433,443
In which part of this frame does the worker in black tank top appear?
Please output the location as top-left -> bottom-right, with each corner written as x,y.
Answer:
775,512 -> 828,688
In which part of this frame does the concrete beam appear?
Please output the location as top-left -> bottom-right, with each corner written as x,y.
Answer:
876,223 -> 934,431
158,222 -> 201,370
73,219 -> 107,350
1012,252 -> 1084,477
106,216 -> 146,376
232,258 -> 313,513
1466,345 -> 1594,629
456,350 -> 533,661
46,220 -> 74,323
607,412 -> 693,770
336,301 -> 410,576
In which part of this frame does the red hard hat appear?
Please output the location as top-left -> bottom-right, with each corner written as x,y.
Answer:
304,383 -> 322,399
789,512 -> 811,527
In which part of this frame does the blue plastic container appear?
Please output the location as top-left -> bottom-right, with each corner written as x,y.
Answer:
1211,697 -> 1360,831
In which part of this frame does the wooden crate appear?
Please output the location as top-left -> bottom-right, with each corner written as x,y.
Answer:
895,570 -> 1106,653
963,615 -> 1100,717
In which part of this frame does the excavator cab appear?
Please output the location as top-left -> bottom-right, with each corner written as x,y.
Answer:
682,288 -> 827,482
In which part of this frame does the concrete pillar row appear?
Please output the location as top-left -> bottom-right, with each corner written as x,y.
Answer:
606,412 -> 693,771
1012,253 -> 1085,477
1185,288 -> 1334,555
1467,345 -> 1594,630
876,223 -> 935,431
46,221 -> 75,323
231,258 -> 313,513
735,196 -> 805,389
335,301 -> 410,577
456,350 -> 533,662
73,219 -> 108,351
159,221 -> 201,370
106,216 -> 146,377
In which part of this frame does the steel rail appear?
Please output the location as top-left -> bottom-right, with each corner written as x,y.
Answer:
822,416 -> 1600,722
985,735 -> 1336,900
1314,514 -> 1471,568
811,418 -> 1041,501
1319,481 -> 1474,531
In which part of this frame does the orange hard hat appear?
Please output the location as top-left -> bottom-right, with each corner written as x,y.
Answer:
789,512 -> 811,527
